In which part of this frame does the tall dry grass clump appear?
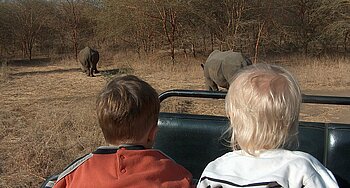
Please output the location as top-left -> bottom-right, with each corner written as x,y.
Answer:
56,56 -> 80,68
267,55 -> 350,123
0,98 -> 105,187
272,55 -> 350,91
0,60 -> 9,82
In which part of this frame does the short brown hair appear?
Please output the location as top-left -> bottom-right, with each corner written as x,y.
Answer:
226,64 -> 301,155
96,75 -> 160,144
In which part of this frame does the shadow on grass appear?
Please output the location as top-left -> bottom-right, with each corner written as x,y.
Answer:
99,68 -> 134,78
7,58 -> 52,67
8,62 -> 133,77
11,68 -> 82,76
36,95 -> 95,103
5,58 -> 82,77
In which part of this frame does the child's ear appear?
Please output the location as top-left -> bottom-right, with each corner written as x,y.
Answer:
148,125 -> 158,142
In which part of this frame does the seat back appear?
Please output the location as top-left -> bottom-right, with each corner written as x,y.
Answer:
154,113 -> 231,179
298,122 -> 326,163
326,124 -> 350,187
154,112 -> 350,187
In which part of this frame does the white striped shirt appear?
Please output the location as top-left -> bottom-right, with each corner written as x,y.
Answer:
197,149 -> 338,188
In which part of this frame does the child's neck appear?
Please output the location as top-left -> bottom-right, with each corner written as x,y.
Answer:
109,142 -> 151,149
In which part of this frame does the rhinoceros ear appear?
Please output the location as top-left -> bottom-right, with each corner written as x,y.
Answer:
241,58 -> 252,67
246,58 -> 253,66
201,63 -> 204,69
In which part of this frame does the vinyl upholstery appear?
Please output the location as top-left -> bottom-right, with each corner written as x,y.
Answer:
154,112 -> 350,187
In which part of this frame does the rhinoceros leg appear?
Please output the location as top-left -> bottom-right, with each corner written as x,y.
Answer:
210,86 -> 219,91
205,78 -> 219,91
92,65 -> 99,74
89,67 -> 95,77
81,66 -> 86,73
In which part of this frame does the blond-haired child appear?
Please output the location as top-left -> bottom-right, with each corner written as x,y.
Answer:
54,75 -> 194,188
197,64 -> 338,188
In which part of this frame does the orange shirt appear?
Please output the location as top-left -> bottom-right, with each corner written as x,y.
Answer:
54,146 -> 194,188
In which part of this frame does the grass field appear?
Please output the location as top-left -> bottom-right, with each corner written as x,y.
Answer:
0,52 -> 349,187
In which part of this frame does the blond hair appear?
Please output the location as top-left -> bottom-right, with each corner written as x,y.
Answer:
96,75 -> 160,144
225,64 -> 301,156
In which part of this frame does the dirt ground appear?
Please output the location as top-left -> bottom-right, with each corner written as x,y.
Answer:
301,89 -> 350,123
0,55 -> 349,187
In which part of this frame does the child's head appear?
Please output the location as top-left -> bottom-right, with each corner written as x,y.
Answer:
96,75 -> 160,146
225,63 -> 301,155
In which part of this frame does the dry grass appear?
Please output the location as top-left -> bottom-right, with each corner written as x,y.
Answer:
273,55 -> 350,90
267,56 -> 350,123
0,52 -> 349,187
0,61 -> 9,83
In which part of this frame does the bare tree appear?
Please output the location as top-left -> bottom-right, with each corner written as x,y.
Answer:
150,0 -> 180,63
0,2 -> 16,57
3,0 -> 53,60
62,0 -> 81,60
222,0 -> 247,50
55,0 -> 94,60
97,0 -> 158,56
317,0 -> 350,53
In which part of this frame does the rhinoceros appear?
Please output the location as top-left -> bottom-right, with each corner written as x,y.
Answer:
78,47 -> 99,77
201,50 -> 252,91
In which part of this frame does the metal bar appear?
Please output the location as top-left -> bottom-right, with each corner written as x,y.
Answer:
159,89 -> 350,105
301,94 -> 350,105
159,90 -> 226,102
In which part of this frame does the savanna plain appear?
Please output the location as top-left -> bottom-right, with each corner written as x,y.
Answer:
0,52 -> 349,187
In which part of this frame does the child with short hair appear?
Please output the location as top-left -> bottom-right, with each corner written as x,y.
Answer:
54,75 -> 194,188
197,64 -> 338,188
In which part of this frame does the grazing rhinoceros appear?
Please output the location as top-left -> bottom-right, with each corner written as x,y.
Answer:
78,47 -> 99,77
201,50 -> 252,91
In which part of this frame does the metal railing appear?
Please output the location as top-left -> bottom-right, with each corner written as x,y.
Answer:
159,89 -> 350,105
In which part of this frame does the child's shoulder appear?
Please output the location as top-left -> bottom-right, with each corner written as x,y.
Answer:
285,150 -> 326,168
203,151 -> 242,169
284,150 -> 321,163
209,150 -> 322,168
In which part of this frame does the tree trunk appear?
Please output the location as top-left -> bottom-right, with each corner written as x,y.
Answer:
159,7 -> 177,63
254,22 -> 264,64
210,32 -> 214,52
191,43 -> 196,58
183,42 -> 187,59
202,35 -> 206,52
28,37 -> 33,60
22,42 -> 26,59
29,47 -> 32,60
303,42 -> 308,55
73,28 -> 78,61
345,31 -> 349,53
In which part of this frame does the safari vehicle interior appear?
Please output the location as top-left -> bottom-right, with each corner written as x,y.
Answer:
41,89 -> 350,188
